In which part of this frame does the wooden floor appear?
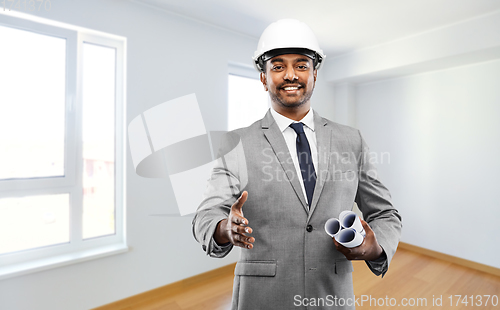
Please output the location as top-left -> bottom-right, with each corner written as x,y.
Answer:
103,248 -> 500,309
352,248 -> 500,309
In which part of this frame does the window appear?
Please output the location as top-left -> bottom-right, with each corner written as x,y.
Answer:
0,13 -> 126,279
227,63 -> 269,131
81,43 -> 117,239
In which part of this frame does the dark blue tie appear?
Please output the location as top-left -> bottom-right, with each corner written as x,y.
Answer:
289,122 -> 316,207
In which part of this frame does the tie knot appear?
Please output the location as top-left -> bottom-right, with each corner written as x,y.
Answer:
289,122 -> 305,134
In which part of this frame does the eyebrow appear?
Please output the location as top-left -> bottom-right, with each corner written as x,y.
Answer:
270,57 -> 311,64
295,58 -> 311,64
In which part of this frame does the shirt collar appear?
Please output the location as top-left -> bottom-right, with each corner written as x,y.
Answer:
270,106 -> 315,133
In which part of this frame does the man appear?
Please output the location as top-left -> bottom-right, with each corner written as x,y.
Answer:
192,19 -> 402,310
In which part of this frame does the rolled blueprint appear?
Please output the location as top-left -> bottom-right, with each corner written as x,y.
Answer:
339,211 -> 365,237
336,228 -> 364,248
324,211 -> 365,248
324,218 -> 342,238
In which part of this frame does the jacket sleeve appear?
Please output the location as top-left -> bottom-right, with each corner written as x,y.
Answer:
192,132 -> 246,258
355,131 -> 402,277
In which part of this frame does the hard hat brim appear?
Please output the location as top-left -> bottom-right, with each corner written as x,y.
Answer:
261,47 -> 317,63
255,47 -> 323,72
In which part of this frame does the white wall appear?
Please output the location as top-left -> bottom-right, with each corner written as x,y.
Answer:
0,1 -> 336,309
356,59 -> 500,269
326,8 -> 500,269
323,10 -> 500,84
313,69 -> 336,120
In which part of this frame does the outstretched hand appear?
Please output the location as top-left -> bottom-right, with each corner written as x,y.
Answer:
214,191 -> 255,249
333,219 -> 383,261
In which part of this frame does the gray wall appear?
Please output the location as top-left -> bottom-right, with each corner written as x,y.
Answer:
326,10 -> 500,271
356,59 -> 500,269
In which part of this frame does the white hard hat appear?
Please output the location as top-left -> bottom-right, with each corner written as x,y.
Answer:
253,19 -> 326,72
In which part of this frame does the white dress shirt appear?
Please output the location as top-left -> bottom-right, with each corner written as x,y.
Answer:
270,107 -> 318,206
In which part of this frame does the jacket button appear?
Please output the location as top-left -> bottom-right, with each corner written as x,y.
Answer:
306,225 -> 313,232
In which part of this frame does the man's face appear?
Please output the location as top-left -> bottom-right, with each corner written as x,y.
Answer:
261,53 -> 317,110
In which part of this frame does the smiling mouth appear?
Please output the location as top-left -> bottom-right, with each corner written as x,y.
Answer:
281,85 -> 303,94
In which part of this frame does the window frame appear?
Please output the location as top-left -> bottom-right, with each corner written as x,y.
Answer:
0,13 -> 78,191
227,62 -> 270,131
0,12 -> 127,280
228,61 -> 261,81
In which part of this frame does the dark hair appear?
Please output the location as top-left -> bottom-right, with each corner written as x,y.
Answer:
259,47 -> 320,72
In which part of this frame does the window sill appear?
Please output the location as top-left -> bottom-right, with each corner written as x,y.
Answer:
0,243 -> 128,281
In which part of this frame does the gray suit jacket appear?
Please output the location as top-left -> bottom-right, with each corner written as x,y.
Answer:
192,110 -> 402,310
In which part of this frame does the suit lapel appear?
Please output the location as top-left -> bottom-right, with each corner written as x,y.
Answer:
261,110 -> 309,213
308,111 -> 331,218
